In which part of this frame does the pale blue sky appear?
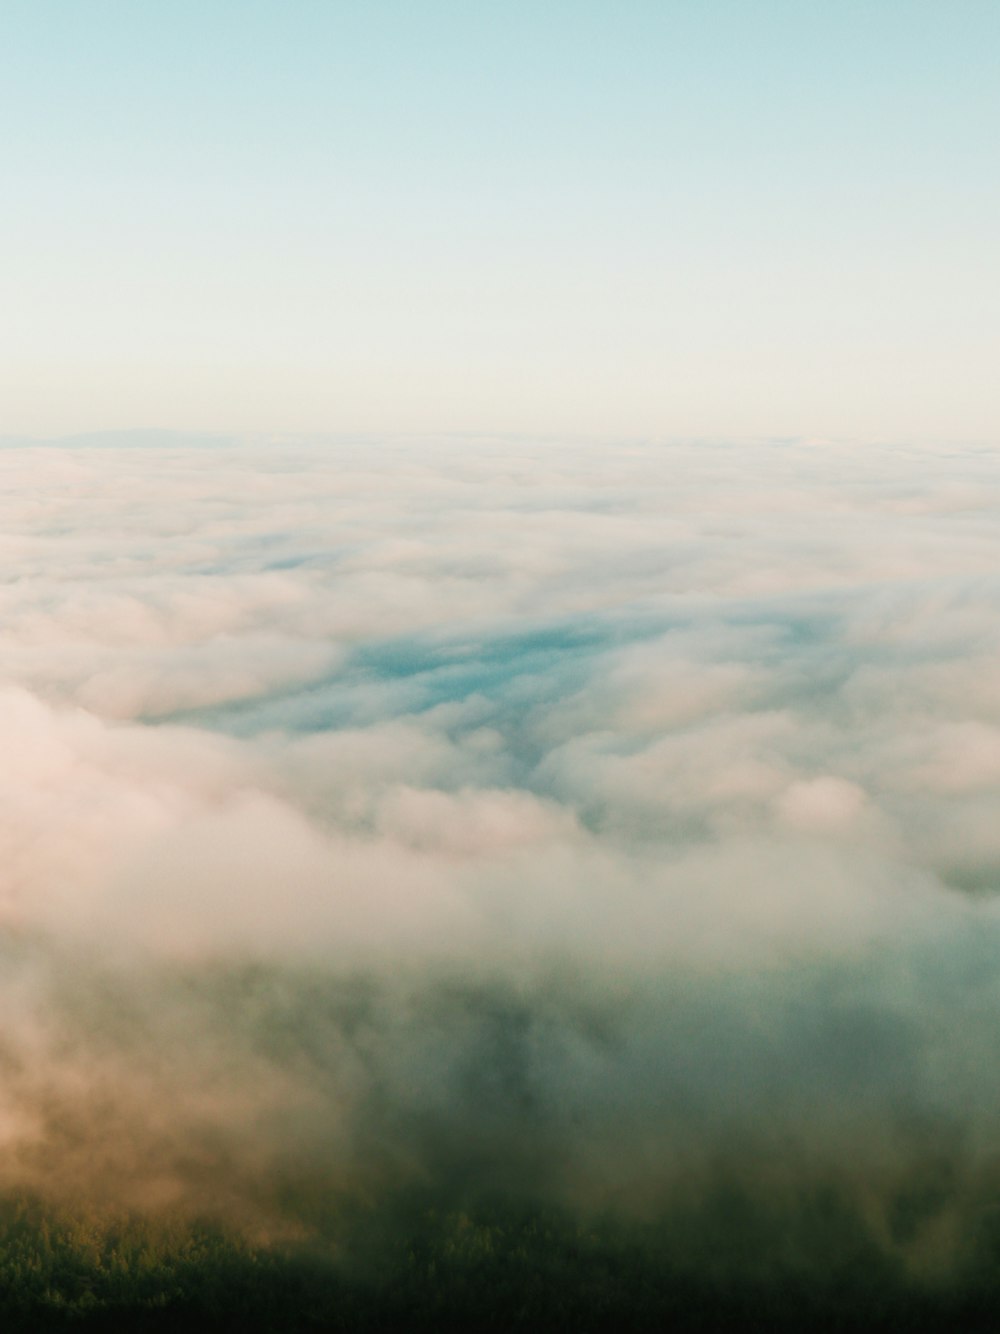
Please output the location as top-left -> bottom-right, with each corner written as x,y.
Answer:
3,1 -> 997,440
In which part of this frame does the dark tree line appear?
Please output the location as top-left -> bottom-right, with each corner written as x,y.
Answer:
2,1186 -> 1000,1332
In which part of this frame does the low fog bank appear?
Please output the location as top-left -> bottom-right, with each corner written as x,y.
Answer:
3,435 -> 1000,1291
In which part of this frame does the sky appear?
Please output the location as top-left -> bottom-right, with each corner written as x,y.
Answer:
3,0 -> 998,441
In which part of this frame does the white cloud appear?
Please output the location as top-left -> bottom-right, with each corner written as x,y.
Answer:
3,435 -> 1000,1241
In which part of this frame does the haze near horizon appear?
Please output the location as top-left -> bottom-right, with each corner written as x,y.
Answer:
3,0 -> 998,442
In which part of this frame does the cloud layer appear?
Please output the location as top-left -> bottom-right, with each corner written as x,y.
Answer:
3,435 -> 1000,1277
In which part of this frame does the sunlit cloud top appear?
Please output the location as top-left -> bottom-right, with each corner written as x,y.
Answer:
4,433 -> 1000,1282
